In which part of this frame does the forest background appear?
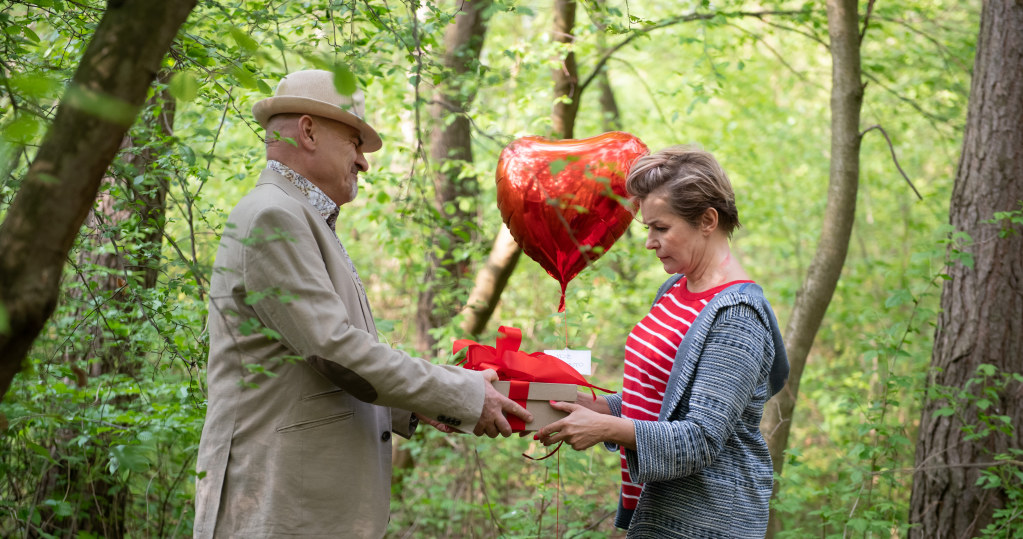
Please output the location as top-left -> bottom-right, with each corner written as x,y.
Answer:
1,0 -> 1020,538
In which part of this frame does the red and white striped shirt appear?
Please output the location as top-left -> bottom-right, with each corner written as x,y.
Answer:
619,277 -> 753,509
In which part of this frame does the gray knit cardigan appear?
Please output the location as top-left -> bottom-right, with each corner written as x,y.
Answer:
604,275 -> 789,538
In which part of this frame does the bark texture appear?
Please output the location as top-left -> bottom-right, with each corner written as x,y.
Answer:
0,0 -> 196,401
551,0 -> 579,139
763,0 -> 863,535
459,224 -> 522,335
416,0 -> 492,354
909,3 -> 1023,537
593,0 -> 622,133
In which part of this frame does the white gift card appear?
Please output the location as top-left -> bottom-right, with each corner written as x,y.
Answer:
544,349 -> 592,376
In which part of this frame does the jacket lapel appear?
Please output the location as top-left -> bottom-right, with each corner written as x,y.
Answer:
257,169 -> 376,328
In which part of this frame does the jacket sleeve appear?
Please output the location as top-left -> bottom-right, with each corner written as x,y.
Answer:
240,203 -> 485,430
392,409 -> 417,438
623,304 -> 770,483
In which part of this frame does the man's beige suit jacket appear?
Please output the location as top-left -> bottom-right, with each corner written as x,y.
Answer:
193,169 -> 485,538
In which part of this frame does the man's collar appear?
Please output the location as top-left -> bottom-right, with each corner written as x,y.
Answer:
266,160 -> 339,230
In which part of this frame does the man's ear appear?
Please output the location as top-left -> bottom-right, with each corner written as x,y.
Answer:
701,208 -> 719,234
297,115 -> 317,149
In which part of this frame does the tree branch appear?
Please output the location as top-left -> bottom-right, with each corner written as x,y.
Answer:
860,124 -> 923,200
578,8 -> 814,96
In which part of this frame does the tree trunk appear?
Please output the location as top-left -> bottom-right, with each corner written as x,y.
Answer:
416,0 -> 492,354
551,0 -> 579,139
459,224 -> 523,335
909,3 -> 1023,537
762,0 -> 863,535
0,0 -> 196,402
593,0 -> 622,133
134,73 -> 175,289
458,0 -> 581,335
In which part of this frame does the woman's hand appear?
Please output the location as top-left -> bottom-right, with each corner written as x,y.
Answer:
536,400 -> 634,451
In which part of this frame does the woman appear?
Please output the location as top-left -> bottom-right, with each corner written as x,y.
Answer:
537,145 -> 789,538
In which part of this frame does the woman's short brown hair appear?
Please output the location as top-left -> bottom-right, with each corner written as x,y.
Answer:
625,145 -> 741,237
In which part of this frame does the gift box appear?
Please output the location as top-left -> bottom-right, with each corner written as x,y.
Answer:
453,325 -> 611,434
492,380 -> 577,432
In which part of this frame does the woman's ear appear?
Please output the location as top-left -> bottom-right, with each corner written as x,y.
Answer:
701,208 -> 719,234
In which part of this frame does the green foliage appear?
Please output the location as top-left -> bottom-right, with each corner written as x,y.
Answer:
0,0 -> 985,536
772,229 -> 946,538
986,200 -> 1023,239
927,364 -> 1023,538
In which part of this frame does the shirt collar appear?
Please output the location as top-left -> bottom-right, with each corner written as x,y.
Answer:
267,159 -> 339,231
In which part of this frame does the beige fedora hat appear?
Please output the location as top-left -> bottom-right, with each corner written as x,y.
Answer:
252,69 -> 382,153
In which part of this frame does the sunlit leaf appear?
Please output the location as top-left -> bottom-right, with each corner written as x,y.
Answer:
168,71 -> 199,102
229,27 -> 259,53
333,64 -> 357,96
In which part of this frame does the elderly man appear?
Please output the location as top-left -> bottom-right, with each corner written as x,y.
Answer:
193,70 -> 531,538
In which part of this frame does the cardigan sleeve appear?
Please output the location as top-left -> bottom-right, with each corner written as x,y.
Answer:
605,393 -> 623,417
601,393 -> 625,452
623,303 -> 771,483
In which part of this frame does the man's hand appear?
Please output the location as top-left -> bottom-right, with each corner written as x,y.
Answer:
473,370 -> 533,438
415,413 -> 454,433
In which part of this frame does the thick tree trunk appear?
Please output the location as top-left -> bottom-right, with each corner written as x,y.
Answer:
0,0 -> 196,402
763,1 -> 863,535
909,3 -> 1023,537
416,0 -> 492,354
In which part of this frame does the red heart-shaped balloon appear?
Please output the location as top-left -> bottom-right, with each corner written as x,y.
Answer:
496,131 -> 649,311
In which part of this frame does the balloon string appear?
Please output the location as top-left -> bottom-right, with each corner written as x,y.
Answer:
556,448 -> 561,538
564,309 -> 569,349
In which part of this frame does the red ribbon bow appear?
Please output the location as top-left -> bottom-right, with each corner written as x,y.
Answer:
453,325 -> 611,393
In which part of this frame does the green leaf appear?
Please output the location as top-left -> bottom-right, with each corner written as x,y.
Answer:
64,84 -> 140,126
168,71 -> 199,102
8,73 -> 62,98
257,78 -> 272,95
27,441 -> 53,461
549,156 -> 580,177
3,114 -> 44,144
43,499 -> 73,518
239,317 -> 261,336
109,444 -> 151,474
884,289 -> 913,309
23,25 -> 40,43
232,66 -> 259,90
333,64 -> 357,96
229,27 -> 259,53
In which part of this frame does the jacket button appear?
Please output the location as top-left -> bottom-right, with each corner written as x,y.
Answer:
380,431 -> 391,442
